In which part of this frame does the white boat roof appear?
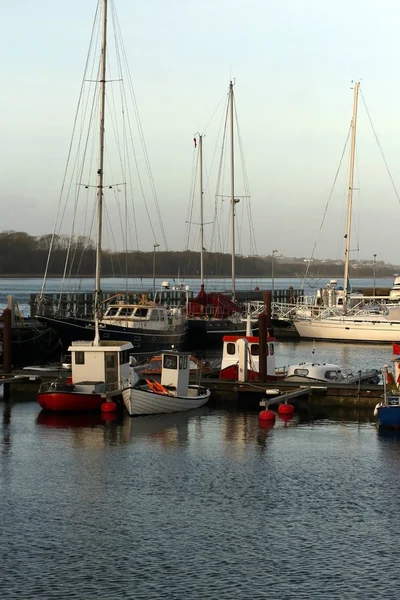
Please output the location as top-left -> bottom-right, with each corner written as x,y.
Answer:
68,340 -> 133,352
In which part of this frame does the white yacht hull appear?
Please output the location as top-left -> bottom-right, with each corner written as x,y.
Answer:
122,386 -> 210,416
293,317 -> 400,343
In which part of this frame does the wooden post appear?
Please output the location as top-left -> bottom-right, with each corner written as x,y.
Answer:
258,312 -> 267,382
2,308 -> 12,374
263,291 -> 272,332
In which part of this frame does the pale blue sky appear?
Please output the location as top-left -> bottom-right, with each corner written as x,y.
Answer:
2,0 -> 400,263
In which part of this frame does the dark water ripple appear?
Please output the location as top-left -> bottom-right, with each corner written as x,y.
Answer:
1,403 -> 400,599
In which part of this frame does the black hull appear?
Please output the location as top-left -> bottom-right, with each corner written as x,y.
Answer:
1,320 -> 62,368
185,318 -> 260,349
36,315 -> 187,355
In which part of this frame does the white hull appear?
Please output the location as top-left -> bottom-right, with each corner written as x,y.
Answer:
293,316 -> 400,343
123,386 -> 210,416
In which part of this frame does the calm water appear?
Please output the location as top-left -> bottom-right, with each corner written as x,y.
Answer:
1,400 -> 400,599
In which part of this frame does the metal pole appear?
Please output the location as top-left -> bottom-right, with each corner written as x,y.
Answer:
373,253 -> 377,296
343,81 -> 359,314
94,0 -> 108,345
271,249 -> 278,301
229,81 -> 236,303
199,134 -> 204,287
153,244 -> 159,296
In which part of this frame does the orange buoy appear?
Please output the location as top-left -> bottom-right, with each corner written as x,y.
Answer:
278,403 -> 294,416
259,409 -> 276,422
101,401 -> 118,412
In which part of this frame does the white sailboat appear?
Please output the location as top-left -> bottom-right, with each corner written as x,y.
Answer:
185,83 -> 253,347
38,0 -> 134,412
293,82 -> 400,344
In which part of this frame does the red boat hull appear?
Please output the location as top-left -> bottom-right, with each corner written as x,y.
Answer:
219,364 -> 285,382
37,391 -> 104,413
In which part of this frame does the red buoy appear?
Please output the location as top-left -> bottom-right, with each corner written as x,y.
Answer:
259,409 -> 276,422
278,403 -> 294,416
101,401 -> 118,413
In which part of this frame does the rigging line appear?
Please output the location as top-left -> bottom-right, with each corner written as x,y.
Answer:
184,145 -> 199,253
234,101 -> 258,256
113,40 -> 160,251
214,92 -> 230,254
301,124 -> 351,289
40,2 -> 101,298
112,5 -> 168,250
360,88 -> 400,204
63,80 -> 100,294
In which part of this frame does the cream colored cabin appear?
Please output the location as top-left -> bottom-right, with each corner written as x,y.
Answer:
69,340 -> 133,392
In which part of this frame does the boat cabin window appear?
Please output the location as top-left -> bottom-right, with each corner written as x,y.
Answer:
163,354 -> 178,370
150,309 -> 164,321
179,355 -> 188,370
269,343 -> 274,356
105,307 -> 119,316
75,351 -> 85,365
337,298 -> 343,305
226,342 -> 236,355
121,350 -> 130,364
325,370 -> 339,380
134,307 -> 149,318
294,368 -> 309,376
250,344 -> 259,356
387,396 -> 400,406
105,353 -> 116,368
119,307 -> 133,317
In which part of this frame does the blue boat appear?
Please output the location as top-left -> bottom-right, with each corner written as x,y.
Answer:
375,395 -> 400,429
374,348 -> 400,429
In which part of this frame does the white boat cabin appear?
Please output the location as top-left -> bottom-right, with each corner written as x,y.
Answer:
159,351 -> 191,396
69,340 -> 133,393
221,335 -> 277,378
102,300 -> 175,330
389,276 -> 400,301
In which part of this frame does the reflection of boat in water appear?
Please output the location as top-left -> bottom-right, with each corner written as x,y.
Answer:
36,411 -> 117,428
125,406 -> 210,443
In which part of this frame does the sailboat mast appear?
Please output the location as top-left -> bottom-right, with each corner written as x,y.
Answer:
94,0 -> 108,345
229,81 -> 236,303
199,134 -> 204,287
343,81 -> 359,314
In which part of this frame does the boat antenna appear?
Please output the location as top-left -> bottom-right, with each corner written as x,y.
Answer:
94,0 -> 108,346
343,81 -> 360,314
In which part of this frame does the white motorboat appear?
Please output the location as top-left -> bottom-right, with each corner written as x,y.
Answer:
123,350 -> 210,416
283,361 -> 380,384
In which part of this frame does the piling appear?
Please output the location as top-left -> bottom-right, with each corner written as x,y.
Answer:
258,312 -> 267,382
3,308 -> 12,373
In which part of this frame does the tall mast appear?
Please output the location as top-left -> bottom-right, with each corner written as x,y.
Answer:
343,81 -> 359,314
94,0 -> 108,345
229,81 -> 236,303
199,134 -> 204,287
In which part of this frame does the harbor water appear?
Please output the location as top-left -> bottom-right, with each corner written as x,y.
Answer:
2,277 -> 400,598
2,400 -> 400,599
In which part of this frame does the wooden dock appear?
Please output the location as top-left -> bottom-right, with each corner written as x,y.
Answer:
0,368 -> 384,408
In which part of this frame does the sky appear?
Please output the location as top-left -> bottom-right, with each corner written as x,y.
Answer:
2,0 -> 400,263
